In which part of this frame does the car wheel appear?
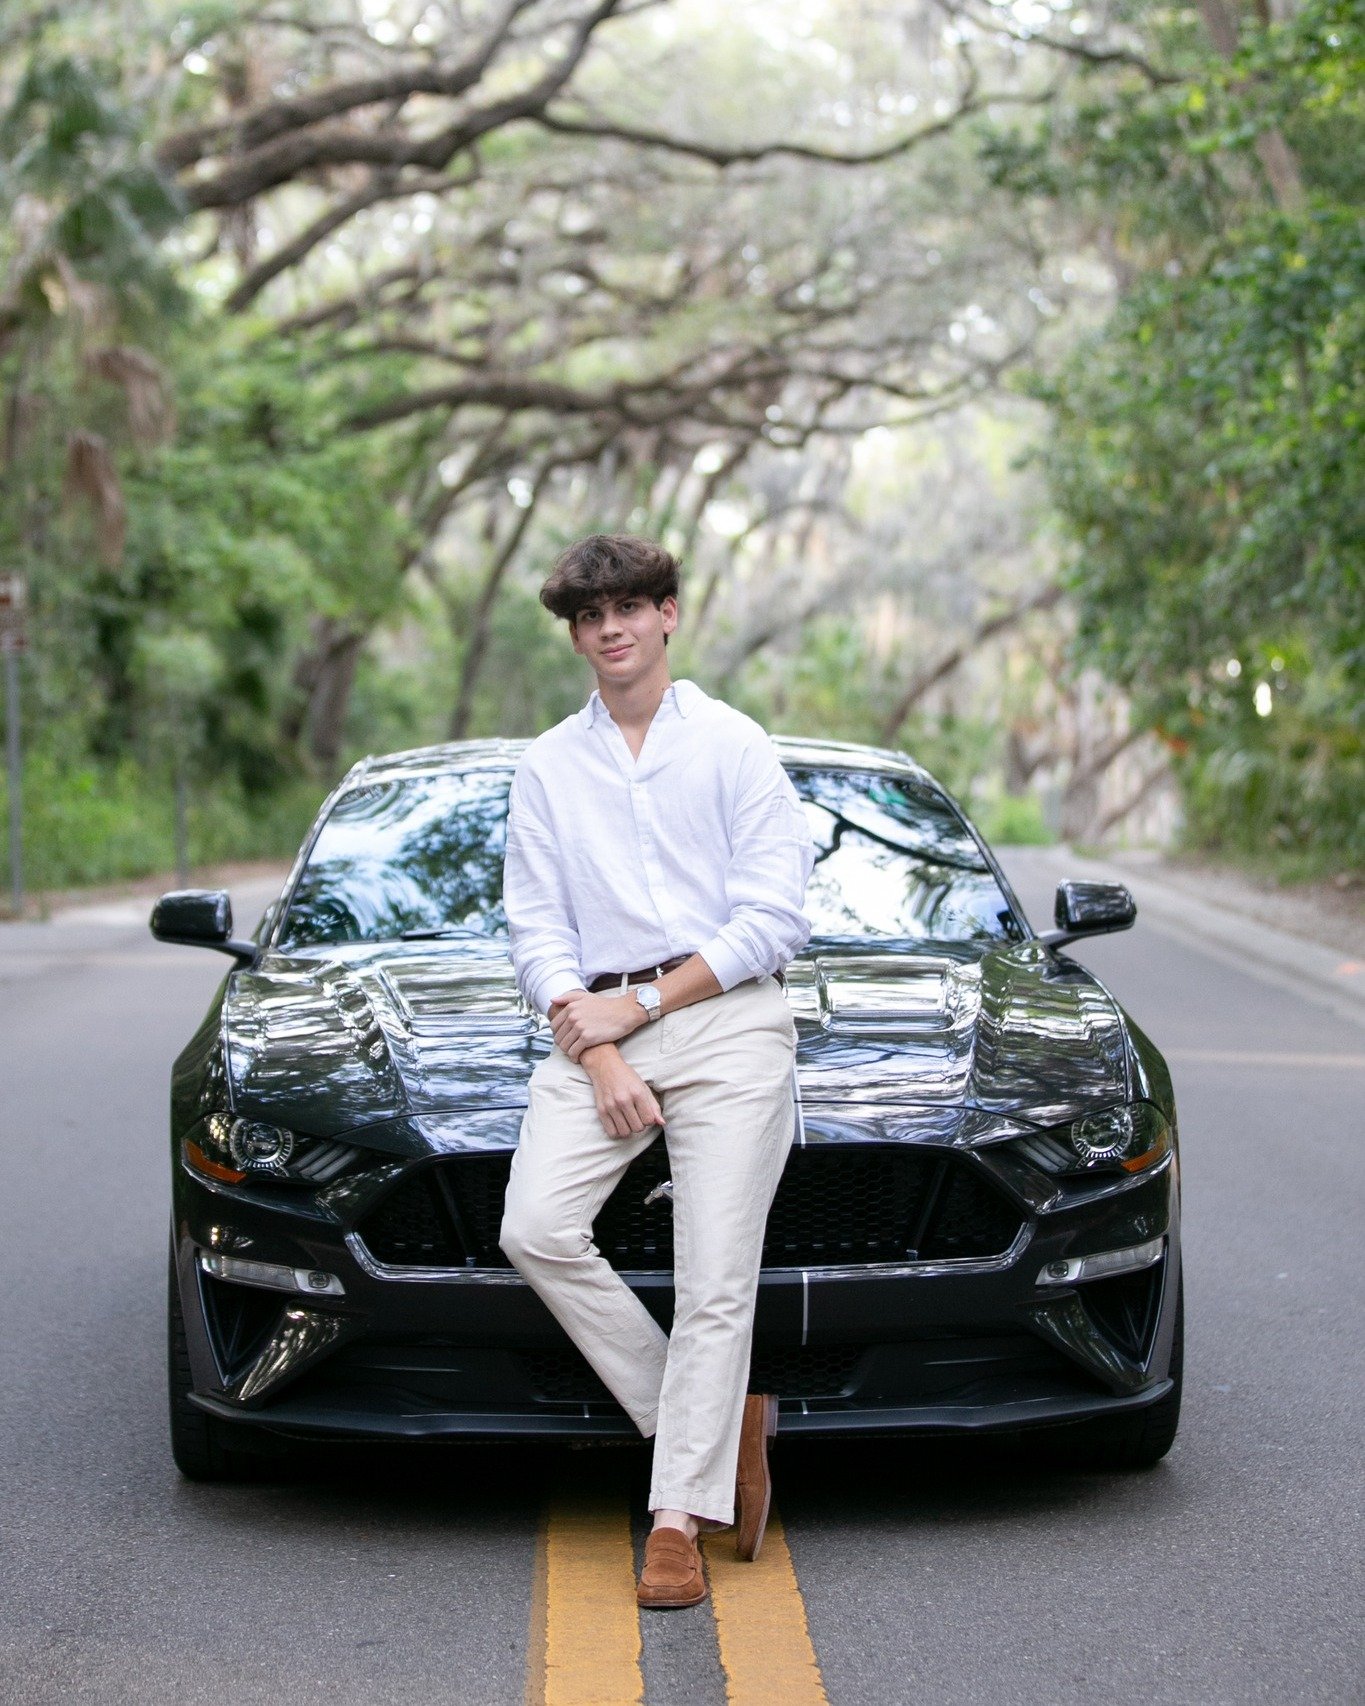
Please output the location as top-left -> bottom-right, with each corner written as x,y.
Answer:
167,1249 -> 290,1483
1040,1264 -> 1184,1472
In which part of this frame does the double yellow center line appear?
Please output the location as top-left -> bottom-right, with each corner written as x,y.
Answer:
705,1515 -> 829,1705
527,1479 -> 828,1706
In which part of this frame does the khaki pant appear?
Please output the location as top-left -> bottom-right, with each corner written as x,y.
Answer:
499,974 -> 797,1525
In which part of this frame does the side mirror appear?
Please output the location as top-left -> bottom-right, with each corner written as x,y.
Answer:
1040,880 -> 1137,948
150,890 -> 258,966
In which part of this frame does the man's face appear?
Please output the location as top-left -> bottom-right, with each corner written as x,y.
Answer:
570,592 -> 678,685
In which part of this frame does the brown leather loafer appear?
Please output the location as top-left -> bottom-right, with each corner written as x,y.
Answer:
735,1392 -> 778,1561
637,1526 -> 708,1609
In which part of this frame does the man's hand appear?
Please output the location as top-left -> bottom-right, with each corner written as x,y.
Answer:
549,988 -> 645,1061
578,1044 -> 664,1139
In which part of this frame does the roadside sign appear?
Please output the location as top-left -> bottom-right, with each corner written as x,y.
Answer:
0,574 -> 26,654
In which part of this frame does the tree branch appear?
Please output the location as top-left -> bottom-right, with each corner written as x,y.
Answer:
943,0 -> 1180,87
529,82 -> 1059,170
879,584 -> 1064,745
224,164 -> 478,312
1093,758 -> 1170,840
447,464 -> 549,739
157,0 -> 536,171
171,0 -> 624,211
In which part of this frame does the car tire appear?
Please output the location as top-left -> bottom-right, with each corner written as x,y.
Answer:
167,1249 -> 289,1483
1050,1264 -> 1185,1472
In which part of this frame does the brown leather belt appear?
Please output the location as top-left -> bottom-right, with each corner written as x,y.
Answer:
588,955 -> 690,991
587,956 -> 785,992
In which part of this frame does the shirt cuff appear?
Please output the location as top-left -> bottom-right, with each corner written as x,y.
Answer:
532,967 -> 587,1015
695,934 -> 757,993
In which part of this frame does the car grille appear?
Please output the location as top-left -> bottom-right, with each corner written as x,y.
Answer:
353,1140 -> 1024,1272
524,1344 -> 864,1404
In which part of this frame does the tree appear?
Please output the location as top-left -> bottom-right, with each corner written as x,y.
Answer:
157,0 -> 1066,750
984,0 -> 1365,867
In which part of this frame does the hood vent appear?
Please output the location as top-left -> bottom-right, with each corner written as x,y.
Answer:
817,955 -> 975,1032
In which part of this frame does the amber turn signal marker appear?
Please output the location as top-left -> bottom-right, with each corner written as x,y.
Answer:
185,1139 -> 247,1185
1121,1133 -> 1171,1173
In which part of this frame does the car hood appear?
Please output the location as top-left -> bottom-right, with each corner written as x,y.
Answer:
222,939 -> 1131,1138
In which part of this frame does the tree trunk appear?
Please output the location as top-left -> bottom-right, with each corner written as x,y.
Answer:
306,628 -> 365,769
1196,0 -> 1305,210
281,615 -> 367,768
447,475 -> 546,740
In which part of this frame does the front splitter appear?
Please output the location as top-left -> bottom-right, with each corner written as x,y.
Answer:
190,1380 -> 1172,1443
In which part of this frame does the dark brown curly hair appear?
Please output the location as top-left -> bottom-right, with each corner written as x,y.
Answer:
539,534 -> 680,623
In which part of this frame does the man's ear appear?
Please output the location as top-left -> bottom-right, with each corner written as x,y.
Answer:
660,595 -> 679,638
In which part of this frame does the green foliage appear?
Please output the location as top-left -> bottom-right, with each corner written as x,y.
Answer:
712,616 -> 1054,841
1041,208 -> 1364,698
463,579 -> 594,741
7,324 -> 416,793
994,0 -> 1365,871
0,51 -> 185,331
1176,653 -> 1364,872
14,0 -> 1358,897
0,750 -> 319,891
974,789 -> 1051,847
743,619 -> 889,748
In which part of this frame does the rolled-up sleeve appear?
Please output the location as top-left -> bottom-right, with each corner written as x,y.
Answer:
503,765 -> 586,1015
695,735 -> 814,991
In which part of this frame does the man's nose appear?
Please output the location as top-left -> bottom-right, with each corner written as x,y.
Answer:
599,606 -> 623,636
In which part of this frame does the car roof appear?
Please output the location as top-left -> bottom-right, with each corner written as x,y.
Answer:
342,734 -> 937,790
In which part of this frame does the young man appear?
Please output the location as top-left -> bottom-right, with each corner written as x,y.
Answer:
499,533 -> 814,1609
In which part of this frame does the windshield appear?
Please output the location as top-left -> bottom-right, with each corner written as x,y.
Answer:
276,764 -> 1018,951
792,768 -> 1016,943
278,771 -> 510,950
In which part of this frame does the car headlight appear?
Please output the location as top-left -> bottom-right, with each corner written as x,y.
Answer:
1011,1102 -> 1172,1177
184,1114 -> 360,1186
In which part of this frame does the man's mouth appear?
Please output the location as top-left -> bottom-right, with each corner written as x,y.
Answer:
602,645 -> 631,660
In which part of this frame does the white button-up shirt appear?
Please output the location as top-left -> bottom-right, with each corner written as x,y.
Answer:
503,679 -> 814,1015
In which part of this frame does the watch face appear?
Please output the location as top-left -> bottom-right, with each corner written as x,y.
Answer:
637,985 -> 661,1016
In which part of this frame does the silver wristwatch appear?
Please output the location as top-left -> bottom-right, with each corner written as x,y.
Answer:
634,983 -> 663,1022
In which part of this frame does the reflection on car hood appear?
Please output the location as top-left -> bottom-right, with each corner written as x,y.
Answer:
222,939 -> 1130,1137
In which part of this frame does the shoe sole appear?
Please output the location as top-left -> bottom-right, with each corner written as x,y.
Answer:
736,1394 -> 778,1562
637,1587 -> 709,1610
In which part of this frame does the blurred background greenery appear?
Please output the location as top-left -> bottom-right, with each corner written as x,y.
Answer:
0,0 -> 1359,899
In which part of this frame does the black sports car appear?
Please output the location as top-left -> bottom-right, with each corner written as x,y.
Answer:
154,737 -> 1182,1480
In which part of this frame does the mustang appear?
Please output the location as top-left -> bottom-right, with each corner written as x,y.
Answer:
154,737 -> 1182,1480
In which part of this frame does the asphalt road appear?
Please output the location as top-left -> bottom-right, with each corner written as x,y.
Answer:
0,853 -> 1361,1705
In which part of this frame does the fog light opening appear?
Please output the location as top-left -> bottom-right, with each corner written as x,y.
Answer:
198,1250 -> 345,1296
1037,1235 -> 1164,1287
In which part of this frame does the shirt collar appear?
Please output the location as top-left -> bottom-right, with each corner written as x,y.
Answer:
577,678 -> 704,728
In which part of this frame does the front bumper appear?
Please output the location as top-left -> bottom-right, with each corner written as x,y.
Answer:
172,1137 -> 1181,1445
